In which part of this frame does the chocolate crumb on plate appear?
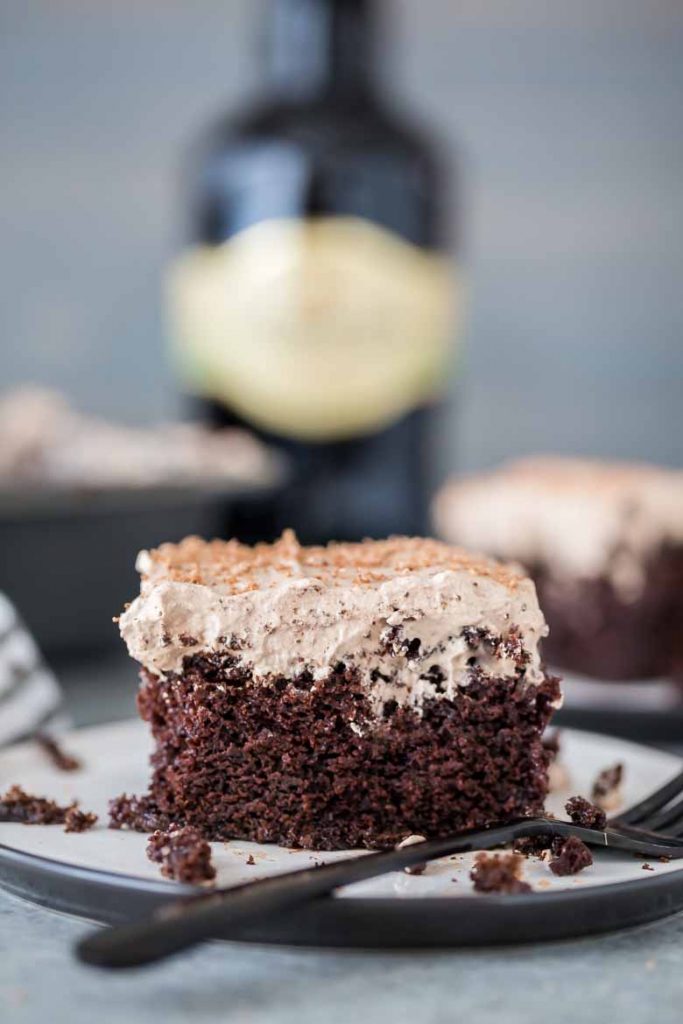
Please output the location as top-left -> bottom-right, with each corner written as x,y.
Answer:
642,863 -> 655,871
0,785 -> 97,833
146,826 -> 216,884
592,762 -> 624,811
246,853 -> 256,866
514,834 -> 555,858
565,795 -> 607,830
470,852 -> 532,894
396,834 -> 428,875
108,792 -> 171,833
64,807 -> 98,833
0,785 -> 71,825
35,733 -> 82,772
549,836 -> 593,876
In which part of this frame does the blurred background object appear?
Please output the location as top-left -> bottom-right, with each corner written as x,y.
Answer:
0,387 -> 284,653
0,387 -> 277,490
2,0 -> 682,471
0,592 -> 63,746
168,0 -> 455,542
434,456 -> 683,683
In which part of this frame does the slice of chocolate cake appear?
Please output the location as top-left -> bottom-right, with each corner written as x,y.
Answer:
434,458 -> 683,682
118,531 -> 560,850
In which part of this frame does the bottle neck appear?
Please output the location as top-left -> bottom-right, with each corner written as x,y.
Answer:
266,0 -> 378,103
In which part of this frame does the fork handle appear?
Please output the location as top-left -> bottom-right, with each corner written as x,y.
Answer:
77,821 -> 530,968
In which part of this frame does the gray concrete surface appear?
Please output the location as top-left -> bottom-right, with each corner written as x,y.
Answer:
2,888 -> 683,1024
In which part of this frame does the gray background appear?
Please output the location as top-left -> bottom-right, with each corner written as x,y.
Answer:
2,0 -> 682,471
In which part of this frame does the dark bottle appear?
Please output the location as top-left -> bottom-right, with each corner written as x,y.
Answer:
168,0 -> 458,543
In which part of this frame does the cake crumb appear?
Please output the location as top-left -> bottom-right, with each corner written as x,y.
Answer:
591,762 -> 624,811
108,792 -> 171,832
470,852 -> 532,894
246,853 -> 256,866
0,785 -> 97,833
146,826 -> 215,884
35,733 -> 82,773
396,833 -> 428,875
64,807 -> 98,833
642,863 -> 654,871
0,785 -> 72,825
549,836 -> 593,876
565,795 -> 607,830
514,834 -> 554,857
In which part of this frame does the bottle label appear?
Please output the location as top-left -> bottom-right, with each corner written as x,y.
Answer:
168,216 -> 457,442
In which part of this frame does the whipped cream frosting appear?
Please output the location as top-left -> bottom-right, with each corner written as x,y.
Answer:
434,457 -> 683,600
0,386 -> 275,487
119,533 -> 549,712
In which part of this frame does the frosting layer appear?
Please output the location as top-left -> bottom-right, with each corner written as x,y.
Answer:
434,457 -> 683,599
120,533 -> 549,710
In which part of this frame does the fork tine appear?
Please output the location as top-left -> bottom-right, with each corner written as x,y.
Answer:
642,796 -> 683,835
611,769 -> 683,826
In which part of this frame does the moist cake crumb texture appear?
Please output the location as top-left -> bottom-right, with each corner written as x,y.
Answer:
63,807 -> 98,833
146,826 -> 216,884
108,792 -> 171,833
0,785 -> 97,833
470,852 -> 531,894
549,836 -> 593,876
0,785 -> 70,825
119,532 -> 560,850
565,796 -> 607,830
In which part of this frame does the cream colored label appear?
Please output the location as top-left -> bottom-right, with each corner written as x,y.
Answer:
167,216 -> 457,441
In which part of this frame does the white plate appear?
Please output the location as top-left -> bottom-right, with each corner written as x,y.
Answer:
1,718 -> 681,900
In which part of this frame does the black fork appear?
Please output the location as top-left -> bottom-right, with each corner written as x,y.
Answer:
77,766 -> 683,970
610,769 -> 683,839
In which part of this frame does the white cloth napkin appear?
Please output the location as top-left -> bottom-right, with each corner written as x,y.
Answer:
0,592 -> 63,747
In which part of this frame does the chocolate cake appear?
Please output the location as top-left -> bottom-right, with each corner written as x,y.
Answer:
434,457 -> 683,681
118,531 -> 561,850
